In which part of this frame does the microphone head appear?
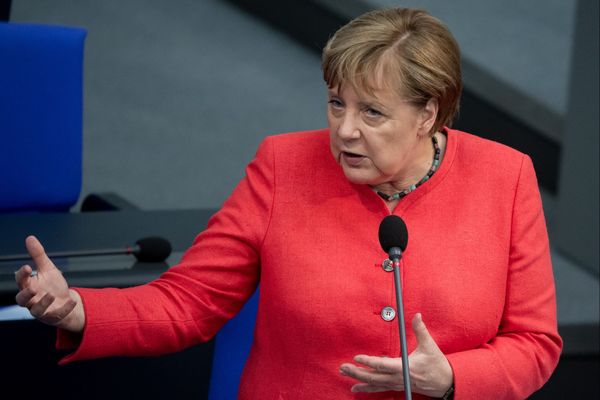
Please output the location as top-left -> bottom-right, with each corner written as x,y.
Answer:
134,236 -> 172,262
378,215 -> 408,253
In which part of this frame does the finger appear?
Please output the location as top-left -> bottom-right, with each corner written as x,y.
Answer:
41,297 -> 76,325
340,363 -> 395,386
14,264 -> 33,290
412,313 -> 436,351
353,355 -> 401,374
29,292 -> 55,319
351,383 -> 402,393
15,287 -> 38,307
25,236 -> 55,272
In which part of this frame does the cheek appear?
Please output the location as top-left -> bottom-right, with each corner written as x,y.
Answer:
326,109 -> 336,126
327,115 -> 340,138
365,135 -> 389,158
369,150 -> 393,171
328,131 -> 341,159
367,140 -> 405,173
328,117 -> 343,148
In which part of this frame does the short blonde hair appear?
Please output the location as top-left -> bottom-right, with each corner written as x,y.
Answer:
322,8 -> 462,134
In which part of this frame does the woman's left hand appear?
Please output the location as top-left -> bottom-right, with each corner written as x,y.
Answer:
339,313 -> 454,397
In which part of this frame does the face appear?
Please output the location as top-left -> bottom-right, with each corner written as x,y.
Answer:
327,83 -> 437,187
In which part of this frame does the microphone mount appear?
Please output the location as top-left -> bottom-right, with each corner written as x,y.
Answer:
379,215 -> 412,400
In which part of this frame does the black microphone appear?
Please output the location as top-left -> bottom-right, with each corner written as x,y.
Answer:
0,236 -> 172,263
378,215 -> 408,260
378,215 -> 412,400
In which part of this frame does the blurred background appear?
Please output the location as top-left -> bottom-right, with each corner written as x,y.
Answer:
1,0 -> 598,398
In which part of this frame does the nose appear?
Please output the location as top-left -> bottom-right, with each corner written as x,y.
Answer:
335,111 -> 361,141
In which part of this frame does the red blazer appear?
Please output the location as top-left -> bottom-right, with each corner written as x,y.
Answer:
59,128 -> 562,399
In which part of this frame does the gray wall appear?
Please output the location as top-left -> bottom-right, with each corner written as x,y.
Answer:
12,0 -> 327,210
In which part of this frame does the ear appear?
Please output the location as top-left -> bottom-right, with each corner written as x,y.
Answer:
418,98 -> 439,136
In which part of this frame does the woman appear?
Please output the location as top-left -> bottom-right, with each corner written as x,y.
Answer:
15,8 -> 561,399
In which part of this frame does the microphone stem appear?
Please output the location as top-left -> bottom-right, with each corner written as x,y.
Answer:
0,247 -> 137,262
393,259 -> 412,400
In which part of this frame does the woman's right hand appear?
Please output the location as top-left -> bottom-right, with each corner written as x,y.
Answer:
14,236 -> 85,332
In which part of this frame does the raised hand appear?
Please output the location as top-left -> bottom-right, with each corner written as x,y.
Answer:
14,236 -> 85,332
340,313 -> 453,397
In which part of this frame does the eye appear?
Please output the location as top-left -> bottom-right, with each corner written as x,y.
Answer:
328,98 -> 344,109
365,107 -> 383,118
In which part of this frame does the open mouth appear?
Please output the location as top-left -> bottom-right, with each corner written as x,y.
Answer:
342,151 -> 363,158
341,151 -> 366,166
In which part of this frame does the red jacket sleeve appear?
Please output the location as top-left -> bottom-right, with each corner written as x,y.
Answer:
57,137 -> 275,364
446,155 -> 563,399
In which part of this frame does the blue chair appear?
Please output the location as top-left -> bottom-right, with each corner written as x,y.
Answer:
0,22 -> 86,213
208,289 -> 259,400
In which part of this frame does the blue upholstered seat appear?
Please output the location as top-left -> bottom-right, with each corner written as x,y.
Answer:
0,22 -> 86,212
209,289 -> 259,399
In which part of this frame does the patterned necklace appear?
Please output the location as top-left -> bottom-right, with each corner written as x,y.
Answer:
376,135 -> 440,202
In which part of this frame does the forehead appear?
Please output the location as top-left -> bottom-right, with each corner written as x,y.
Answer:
330,55 -> 406,100
330,78 -> 405,105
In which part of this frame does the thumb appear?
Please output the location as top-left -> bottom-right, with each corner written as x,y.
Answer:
412,313 -> 436,351
25,236 -> 56,273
